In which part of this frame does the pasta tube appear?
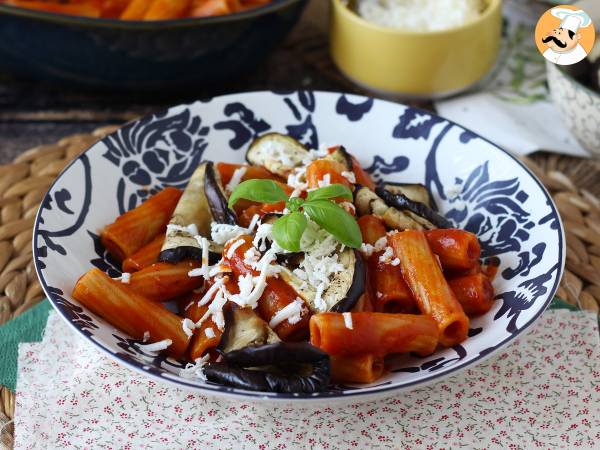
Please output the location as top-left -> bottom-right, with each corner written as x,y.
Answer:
310,312 -> 438,357
389,230 -> 469,347
122,234 -> 165,272
330,354 -> 384,384
101,187 -> 181,261
425,229 -> 481,270
72,268 -> 190,358
127,261 -> 203,302
448,273 -> 495,316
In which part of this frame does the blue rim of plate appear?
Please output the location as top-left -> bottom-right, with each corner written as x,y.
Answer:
0,0 -> 301,29
32,90 -> 566,401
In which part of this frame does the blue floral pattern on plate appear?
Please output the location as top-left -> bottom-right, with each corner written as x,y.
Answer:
33,91 -> 564,402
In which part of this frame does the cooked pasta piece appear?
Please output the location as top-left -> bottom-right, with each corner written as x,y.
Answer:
184,297 -> 224,360
144,0 -> 192,20
425,229 -> 481,270
216,162 -> 283,186
389,230 -> 469,347
448,273 -> 494,316
120,0 -> 152,19
310,312 -> 438,357
357,215 -> 387,245
305,159 -> 351,191
122,234 -> 165,273
101,187 -> 181,261
72,268 -> 191,358
224,236 -> 309,340
330,354 -> 384,384
127,261 -> 204,302
368,253 -> 417,313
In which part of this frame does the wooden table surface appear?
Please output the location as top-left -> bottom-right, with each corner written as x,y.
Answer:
0,0 -> 388,164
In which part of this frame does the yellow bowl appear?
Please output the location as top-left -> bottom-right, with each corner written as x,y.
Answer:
330,0 -> 502,98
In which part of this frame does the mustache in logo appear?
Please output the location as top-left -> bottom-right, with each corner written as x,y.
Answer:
542,35 -> 567,48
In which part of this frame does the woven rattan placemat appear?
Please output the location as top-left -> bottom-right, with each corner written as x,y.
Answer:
0,127 -> 599,449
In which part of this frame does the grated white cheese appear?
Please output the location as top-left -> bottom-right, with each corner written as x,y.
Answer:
143,331 -> 150,342
292,221 -> 344,311
229,250 -> 279,309
390,258 -> 401,266
207,264 -> 232,278
208,287 -> 228,330
204,327 -> 216,339
198,277 -> 226,306
179,354 -> 210,381
360,243 -> 375,257
136,339 -> 172,353
244,247 -> 261,265
182,318 -> 195,337
230,273 -> 254,307
187,237 -> 211,278
356,0 -> 484,32
269,298 -> 305,329
226,238 -> 246,259
342,312 -> 354,330
120,272 -> 131,284
446,183 -> 463,199
341,171 -> 356,183
211,222 -> 250,245
253,222 -> 273,251
374,236 -> 388,251
260,140 -> 297,167
247,214 -> 260,232
379,246 -> 395,264
317,173 -> 331,188
225,166 -> 247,194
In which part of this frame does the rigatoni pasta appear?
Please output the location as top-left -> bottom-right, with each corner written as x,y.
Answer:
71,132 -> 495,393
388,230 -> 470,347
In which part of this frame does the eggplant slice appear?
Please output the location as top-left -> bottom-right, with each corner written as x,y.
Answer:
279,248 -> 364,313
376,186 -> 452,229
246,133 -> 309,177
327,249 -> 365,312
354,185 -> 424,231
217,307 -> 280,354
324,146 -> 353,171
204,342 -> 331,393
382,182 -> 433,209
159,162 -> 237,262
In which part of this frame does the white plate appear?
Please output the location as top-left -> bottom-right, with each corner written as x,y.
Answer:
33,91 -> 565,402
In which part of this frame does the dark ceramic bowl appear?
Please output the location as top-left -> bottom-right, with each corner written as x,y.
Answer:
0,0 -> 307,89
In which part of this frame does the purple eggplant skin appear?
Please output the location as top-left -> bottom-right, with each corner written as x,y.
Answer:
375,186 -> 452,229
204,342 -> 331,393
330,249 -> 365,313
205,161 -> 238,226
159,248 -> 221,264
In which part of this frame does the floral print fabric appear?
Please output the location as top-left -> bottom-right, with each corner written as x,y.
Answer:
14,310 -> 600,449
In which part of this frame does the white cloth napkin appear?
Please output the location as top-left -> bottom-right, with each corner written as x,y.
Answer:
14,309 -> 600,450
435,0 -> 590,157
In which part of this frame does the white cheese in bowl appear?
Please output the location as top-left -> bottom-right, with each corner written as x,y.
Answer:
355,0 -> 484,32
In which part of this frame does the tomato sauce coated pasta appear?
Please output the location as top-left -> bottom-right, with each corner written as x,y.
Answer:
71,132 -> 495,392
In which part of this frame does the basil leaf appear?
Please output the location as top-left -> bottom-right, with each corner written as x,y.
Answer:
303,200 -> 362,248
228,179 -> 289,208
286,197 -> 305,213
272,211 -> 308,252
306,184 -> 353,202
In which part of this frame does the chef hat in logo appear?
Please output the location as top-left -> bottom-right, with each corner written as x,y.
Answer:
551,8 -> 592,33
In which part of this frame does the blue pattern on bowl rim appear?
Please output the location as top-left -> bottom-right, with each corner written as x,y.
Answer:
32,91 -> 565,401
